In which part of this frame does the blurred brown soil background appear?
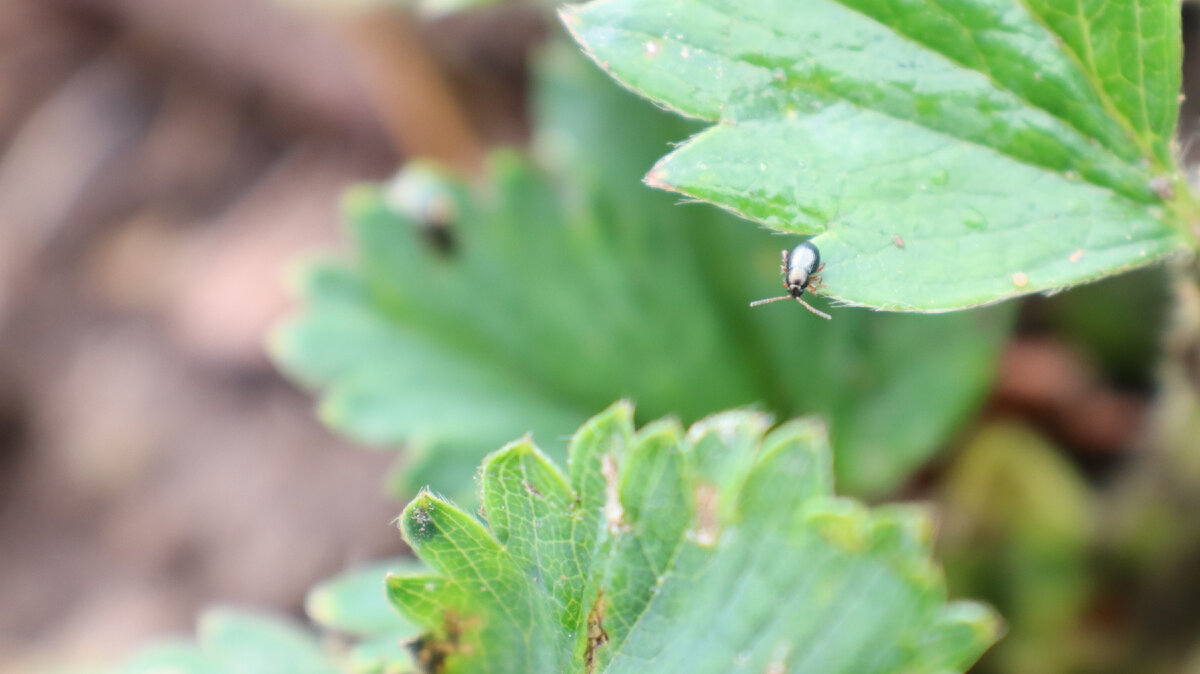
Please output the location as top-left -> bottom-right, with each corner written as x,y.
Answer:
0,0 -> 539,669
0,0 -> 1196,672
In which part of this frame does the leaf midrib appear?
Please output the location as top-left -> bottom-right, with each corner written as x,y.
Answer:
1012,0 -> 1165,168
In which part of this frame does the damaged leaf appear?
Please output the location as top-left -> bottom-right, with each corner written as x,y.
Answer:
386,402 -> 1001,673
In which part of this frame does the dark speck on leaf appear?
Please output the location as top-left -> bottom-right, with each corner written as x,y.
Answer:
407,505 -> 436,542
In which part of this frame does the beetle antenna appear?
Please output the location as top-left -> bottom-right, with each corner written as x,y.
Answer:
749,295 -> 791,307
796,297 -> 832,320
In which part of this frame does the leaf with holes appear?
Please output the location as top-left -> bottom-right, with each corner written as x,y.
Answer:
563,0 -> 1197,311
386,402 -> 1002,673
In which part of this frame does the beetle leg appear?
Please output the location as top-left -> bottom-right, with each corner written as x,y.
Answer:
749,295 -> 792,307
795,297 -> 832,320
809,263 -> 827,290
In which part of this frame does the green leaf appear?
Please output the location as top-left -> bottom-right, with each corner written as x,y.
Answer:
273,157 -> 1007,498
345,636 -> 417,674
563,0 -> 1194,311
117,592 -> 419,674
387,403 -> 1002,673
272,45 -> 1010,500
307,558 -> 425,638
118,608 -> 338,674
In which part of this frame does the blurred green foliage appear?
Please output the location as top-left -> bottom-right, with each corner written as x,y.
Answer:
306,558 -> 422,640
1031,267 -> 1172,385
305,559 -> 425,673
271,43 -> 1011,502
937,423 -> 1095,674
107,568 -> 422,674
114,609 -> 339,674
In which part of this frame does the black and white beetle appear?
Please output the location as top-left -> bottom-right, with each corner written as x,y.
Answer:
749,241 -> 832,320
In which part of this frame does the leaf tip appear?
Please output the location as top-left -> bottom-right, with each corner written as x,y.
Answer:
763,416 -> 833,467
874,504 -> 938,551
605,398 -> 635,423
383,571 -> 419,608
315,394 -> 348,436
557,4 -> 580,27
486,435 -> 537,463
768,416 -> 830,443
804,499 -> 871,553
571,400 -> 635,450
643,166 -> 670,191
895,555 -> 946,596
942,600 -> 1007,648
686,408 -> 772,447
302,583 -> 335,627
383,572 -> 402,597
400,490 -> 446,545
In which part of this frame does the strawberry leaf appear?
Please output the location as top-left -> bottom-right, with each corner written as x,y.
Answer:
387,403 -> 1002,673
